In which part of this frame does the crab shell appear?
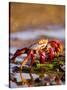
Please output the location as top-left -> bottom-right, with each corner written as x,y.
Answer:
30,39 -> 48,50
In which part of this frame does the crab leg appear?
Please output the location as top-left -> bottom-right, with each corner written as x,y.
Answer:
21,50 -> 35,69
20,50 -> 35,84
49,40 -> 63,53
49,48 -> 55,62
39,50 -> 46,64
10,48 -> 28,63
30,51 -> 35,66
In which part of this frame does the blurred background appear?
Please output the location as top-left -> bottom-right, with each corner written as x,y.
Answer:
9,2 -> 65,51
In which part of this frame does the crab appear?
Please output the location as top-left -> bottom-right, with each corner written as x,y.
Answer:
11,39 -> 63,68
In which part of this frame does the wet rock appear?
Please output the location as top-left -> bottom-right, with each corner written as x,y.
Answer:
61,73 -> 65,82
12,66 -> 20,73
35,78 -> 41,83
59,64 -> 65,72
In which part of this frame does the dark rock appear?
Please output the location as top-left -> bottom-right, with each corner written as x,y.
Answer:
12,66 -> 20,73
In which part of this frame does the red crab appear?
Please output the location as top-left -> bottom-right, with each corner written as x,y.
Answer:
10,39 -> 63,68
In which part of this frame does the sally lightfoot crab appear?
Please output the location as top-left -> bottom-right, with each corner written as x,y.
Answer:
11,39 -> 63,65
